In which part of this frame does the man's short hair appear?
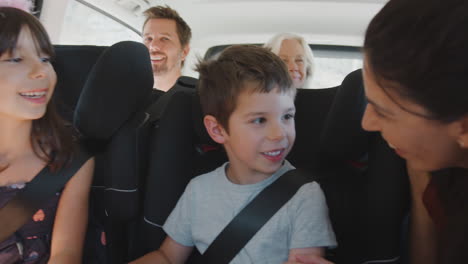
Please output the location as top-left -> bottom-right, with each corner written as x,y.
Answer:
197,45 -> 294,131
143,5 -> 192,48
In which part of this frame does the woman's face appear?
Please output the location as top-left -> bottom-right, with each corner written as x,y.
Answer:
0,26 -> 56,121
361,58 -> 468,171
278,39 -> 307,89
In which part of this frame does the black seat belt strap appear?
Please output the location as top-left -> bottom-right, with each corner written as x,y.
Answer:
0,149 -> 92,242
201,169 -> 312,264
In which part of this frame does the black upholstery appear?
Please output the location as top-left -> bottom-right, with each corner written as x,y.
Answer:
316,69 -> 410,263
319,69 -> 369,163
128,78 -> 227,259
287,86 -> 338,170
74,41 -> 153,141
73,41 -> 154,263
53,45 -> 107,123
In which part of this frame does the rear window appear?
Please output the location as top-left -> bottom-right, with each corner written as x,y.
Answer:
204,44 -> 362,89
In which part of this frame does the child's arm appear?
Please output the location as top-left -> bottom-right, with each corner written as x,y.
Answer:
48,158 -> 94,264
289,247 -> 324,261
285,182 -> 336,264
284,253 -> 334,264
129,236 -> 193,264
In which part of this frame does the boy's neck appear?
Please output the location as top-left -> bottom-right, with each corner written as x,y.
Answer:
225,163 -> 277,185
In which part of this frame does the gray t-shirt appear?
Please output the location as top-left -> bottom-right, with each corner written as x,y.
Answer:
163,160 -> 337,263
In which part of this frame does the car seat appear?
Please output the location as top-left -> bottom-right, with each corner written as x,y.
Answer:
72,41 -> 154,263
126,76 -> 227,260
53,45 -> 107,123
315,69 -> 410,263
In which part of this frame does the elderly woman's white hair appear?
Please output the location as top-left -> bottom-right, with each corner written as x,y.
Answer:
264,33 -> 315,81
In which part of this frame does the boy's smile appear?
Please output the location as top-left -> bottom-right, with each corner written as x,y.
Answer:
218,87 -> 296,185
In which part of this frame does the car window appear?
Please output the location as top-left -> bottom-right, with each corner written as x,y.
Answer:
204,45 -> 362,89
311,45 -> 362,88
58,0 -> 141,45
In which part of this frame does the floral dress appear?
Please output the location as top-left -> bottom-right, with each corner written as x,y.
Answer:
0,183 -> 61,264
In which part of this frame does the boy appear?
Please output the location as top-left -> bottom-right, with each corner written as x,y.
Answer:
131,45 -> 336,264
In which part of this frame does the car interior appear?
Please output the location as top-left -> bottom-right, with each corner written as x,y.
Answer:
51,39 -> 410,263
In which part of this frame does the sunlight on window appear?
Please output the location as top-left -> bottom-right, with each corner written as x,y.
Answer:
311,57 -> 362,88
59,1 -> 141,45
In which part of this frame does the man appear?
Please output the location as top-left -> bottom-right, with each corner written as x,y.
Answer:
142,5 -> 191,91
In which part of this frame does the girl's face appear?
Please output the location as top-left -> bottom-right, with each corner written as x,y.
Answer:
0,26 -> 56,121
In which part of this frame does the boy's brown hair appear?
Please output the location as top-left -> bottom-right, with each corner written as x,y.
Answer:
143,5 -> 192,48
197,45 -> 294,131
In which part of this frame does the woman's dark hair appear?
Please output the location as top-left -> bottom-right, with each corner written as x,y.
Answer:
364,0 -> 468,123
365,1 -> 468,262
0,7 -> 74,171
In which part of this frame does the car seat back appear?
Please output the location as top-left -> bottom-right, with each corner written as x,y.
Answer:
73,41 -> 154,263
316,69 -> 410,263
53,45 -> 107,123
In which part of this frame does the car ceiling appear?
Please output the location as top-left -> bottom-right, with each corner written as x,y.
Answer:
77,0 -> 386,47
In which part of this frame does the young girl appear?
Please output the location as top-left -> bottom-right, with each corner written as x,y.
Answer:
0,4 -> 94,264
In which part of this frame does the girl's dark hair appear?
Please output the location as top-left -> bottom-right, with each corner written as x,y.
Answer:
0,7 -> 75,171
364,0 -> 468,123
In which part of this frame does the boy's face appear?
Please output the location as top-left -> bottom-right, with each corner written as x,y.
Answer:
208,87 -> 296,182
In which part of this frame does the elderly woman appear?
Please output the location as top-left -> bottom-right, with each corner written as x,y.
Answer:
264,33 -> 315,89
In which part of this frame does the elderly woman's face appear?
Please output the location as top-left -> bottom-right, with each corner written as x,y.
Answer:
278,39 -> 307,89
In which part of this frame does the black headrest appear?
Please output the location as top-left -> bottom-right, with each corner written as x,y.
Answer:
74,41 -> 153,141
288,87 -> 338,170
319,69 -> 370,162
53,45 -> 107,122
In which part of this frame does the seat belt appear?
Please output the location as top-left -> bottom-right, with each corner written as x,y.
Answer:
0,149 -> 92,243
200,169 -> 312,264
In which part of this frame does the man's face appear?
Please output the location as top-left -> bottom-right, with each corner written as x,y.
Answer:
142,18 -> 189,76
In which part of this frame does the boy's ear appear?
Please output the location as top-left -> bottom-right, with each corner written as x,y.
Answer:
204,115 -> 227,144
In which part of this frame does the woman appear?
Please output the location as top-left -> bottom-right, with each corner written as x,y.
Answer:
287,0 -> 468,263
362,0 -> 468,262
264,33 -> 314,89
0,5 -> 94,264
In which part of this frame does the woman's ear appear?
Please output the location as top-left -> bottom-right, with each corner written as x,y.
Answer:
204,115 -> 227,144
